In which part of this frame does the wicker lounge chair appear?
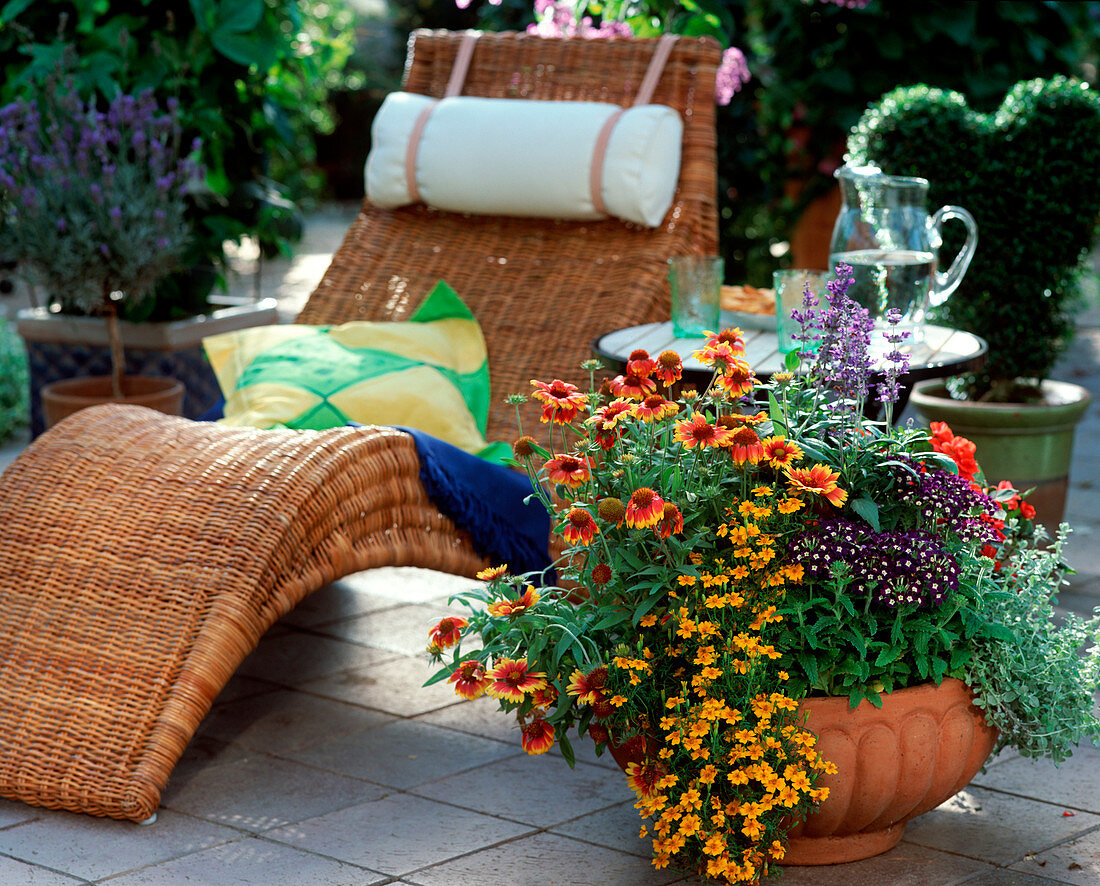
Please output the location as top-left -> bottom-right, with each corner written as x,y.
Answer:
0,30 -> 720,822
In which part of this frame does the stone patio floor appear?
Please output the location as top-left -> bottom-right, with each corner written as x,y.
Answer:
0,202 -> 1098,885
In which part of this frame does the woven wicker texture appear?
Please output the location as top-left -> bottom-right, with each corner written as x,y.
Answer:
0,31 -> 720,822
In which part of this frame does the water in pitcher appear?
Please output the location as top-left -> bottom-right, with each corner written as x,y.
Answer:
829,249 -> 935,335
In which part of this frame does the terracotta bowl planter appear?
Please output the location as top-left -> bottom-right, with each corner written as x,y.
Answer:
785,678 -> 998,865
41,375 -> 185,430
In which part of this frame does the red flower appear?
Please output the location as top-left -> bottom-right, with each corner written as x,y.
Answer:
726,426 -> 765,466
521,717 -> 555,755
786,463 -> 848,507
449,660 -> 491,700
567,666 -> 608,705
625,487 -> 665,528
928,421 -> 980,480
530,379 -> 588,424
1020,501 -> 1036,519
562,507 -> 600,546
487,657 -> 547,702
544,454 -> 591,488
626,349 -> 657,378
674,413 -> 733,449
654,501 -> 684,538
654,350 -> 683,387
609,372 -> 657,400
714,358 -> 756,398
427,616 -> 467,653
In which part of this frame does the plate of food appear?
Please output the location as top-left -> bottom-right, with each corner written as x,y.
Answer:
719,284 -> 776,330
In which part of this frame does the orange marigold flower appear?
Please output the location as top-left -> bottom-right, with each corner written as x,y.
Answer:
626,348 -> 657,378
521,717 -> 556,755
426,616 -> 467,652
761,435 -> 804,469
448,660 -> 490,699
544,453 -> 591,488
786,463 -> 848,507
655,350 -> 683,386
632,393 -> 679,423
714,358 -> 756,397
608,372 -> 657,400
626,759 -> 667,798
476,564 -> 508,581
654,501 -> 684,538
625,487 -> 665,528
777,496 -> 805,514
530,378 -> 588,424
674,412 -> 733,449
726,426 -> 765,465
562,507 -> 600,546
487,584 -> 540,618
487,657 -> 547,702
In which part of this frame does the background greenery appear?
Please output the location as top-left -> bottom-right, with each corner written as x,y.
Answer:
0,0 -> 355,319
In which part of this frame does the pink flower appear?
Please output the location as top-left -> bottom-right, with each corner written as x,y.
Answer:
715,47 -> 751,106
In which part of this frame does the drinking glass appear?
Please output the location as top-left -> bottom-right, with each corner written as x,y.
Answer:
668,256 -> 723,338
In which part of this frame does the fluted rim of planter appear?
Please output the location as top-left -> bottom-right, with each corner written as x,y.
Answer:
41,375 -> 184,430
784,677 -> 998,866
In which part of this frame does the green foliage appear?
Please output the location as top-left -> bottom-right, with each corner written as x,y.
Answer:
847,77 -> 1100,400
965,528 -> 1100,763
0,0 -> 355,318
0,317 -> 28,442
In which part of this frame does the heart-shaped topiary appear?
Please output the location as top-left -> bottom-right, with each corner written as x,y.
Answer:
847,77 -> 1100,401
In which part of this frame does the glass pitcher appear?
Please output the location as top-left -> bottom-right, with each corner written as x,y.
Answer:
828,165 -> 978,342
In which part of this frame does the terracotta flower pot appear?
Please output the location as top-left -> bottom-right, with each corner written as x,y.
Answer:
785,678 -> 998,865
41,375 -> 185,430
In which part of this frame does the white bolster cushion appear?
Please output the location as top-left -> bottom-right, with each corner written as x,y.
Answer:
364,93 -> 683,228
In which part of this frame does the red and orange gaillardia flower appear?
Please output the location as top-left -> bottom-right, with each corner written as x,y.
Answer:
625,759 -> 668,799
609,372 -> 657,400
566,665 -> 608,705
693,338 -> 745,372
486,657 -> 547,702
654,350 -> 683,387
588,398 -> 634,429
562,507 -> 600,546
626,348 -> 657,378
674,413 -> 733,449
705,327 -> 745,351
521,716 -> 556,755
726,426 -> 765,466
655,501 -> 684,538
426,616 -> 468,653
530,378 -> 588,424
761,435 -> 804,469
544,453 -> 591,488
486,584 -> 539,618
475,564 -> 509,581
785,463 -> 848,507
632,393 -> 680,423
448,660 -> 491,699
714,358 -> 756,397
625,487 -> 666,528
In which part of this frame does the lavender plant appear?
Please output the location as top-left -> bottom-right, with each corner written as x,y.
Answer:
0,82 -> 200,316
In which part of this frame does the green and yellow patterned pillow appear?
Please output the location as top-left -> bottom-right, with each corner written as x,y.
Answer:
203,281 -> 507,459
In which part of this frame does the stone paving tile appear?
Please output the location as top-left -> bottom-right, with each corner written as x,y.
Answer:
279,578 -> 406,628
313,602 -> 464,657
961,869 -> 1080,885
1009,826 -> 1100,886
549,798 -> 651,857
904,787 -> 1100,866
0,856 -> 87,885
410,754 -> 629,828
286,717 -> 519,789
237,629 -> 398,686
264,791 -> 532,875
210,674 -> 282,706
0,796 -> 44,828
972,745 -> 1100,814
161,754 -> 386,833
0,809 -> 237,882
197,687 -> 395,754
170,733 -> 253,782
403,831 -> 686,886
101,835 -> 389,886
768,842 -> 993,886
299,654 -> 467,717
413,694 -> 524,745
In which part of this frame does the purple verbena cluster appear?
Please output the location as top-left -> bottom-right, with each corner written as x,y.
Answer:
788,518 -> 960,608
893,458 -> 1001,547
0,80 -> 201,314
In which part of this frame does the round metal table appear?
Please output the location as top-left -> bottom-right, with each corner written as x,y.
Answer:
592,320 -> 988,416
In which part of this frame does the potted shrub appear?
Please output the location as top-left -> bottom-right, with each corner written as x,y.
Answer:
0,76 -> 206,428
846,76 -> 1100,532
425,265 -> 1100,883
